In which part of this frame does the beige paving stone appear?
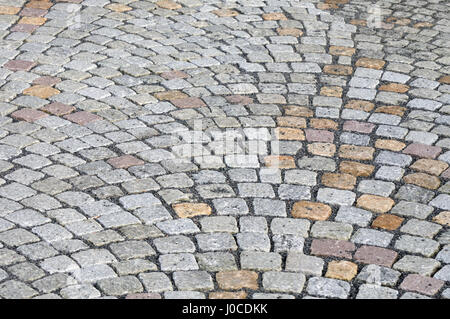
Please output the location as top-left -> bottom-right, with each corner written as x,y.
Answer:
375,139 -> 406,152
309,119 -> 338,130
156,0 -> 182,10
326,260 -> 358,281
357,195 -> 395,213
403,173 -> 441,190
212,9 -> 239,17
106,4 -> 132,12
307,143 -> 336,157
329,46 -> 356,56
323,65 -> 353,75
172,203 -> 212,218
264,155 -> 296,169
410,159 -> 449,176
209,291 -> 247,299
262,12 -> 287,20
355,58 -> 386,70
216,271 -> 259,290
339,145 -> 375,161
275,128 -> 305,141
276,116 -> 307,128
0,5 -> 20,14
433,212 -> 450,226
23,86 -> 60,99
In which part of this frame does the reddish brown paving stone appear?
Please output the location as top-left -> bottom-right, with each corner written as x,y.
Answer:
225,95 -> 253,105
209,291 -> 247,299
4,60 -> 36,71
41,102 -> 75,116
442,168 -> 450,179
304,129 -> 334,143
403,143 -> 442,159
292,201 -> 332,221
400,274 -> 444,296
310,239 -> 356,259
124,293 -> 159,300
107,155 -> 145,169
343,120 -> 375,134
216,271 -> 259,290
11,24 -> 39,33
160,70 -> 189,80
64,111 -> 102,125
11,109 -> 48,122
354,245 -> 398,267
19,8 -> 47,17
171,97 -> 206,108
372,214 -> 404,231
33,76 -> 61,87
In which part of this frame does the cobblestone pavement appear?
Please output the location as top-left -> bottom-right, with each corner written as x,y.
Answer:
0,0 -> 449,299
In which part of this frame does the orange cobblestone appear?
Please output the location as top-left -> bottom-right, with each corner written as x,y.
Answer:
372,214 -> 404,231
292,201 -> 332,221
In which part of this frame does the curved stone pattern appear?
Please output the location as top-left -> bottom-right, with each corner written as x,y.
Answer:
0,0 -> 448,299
